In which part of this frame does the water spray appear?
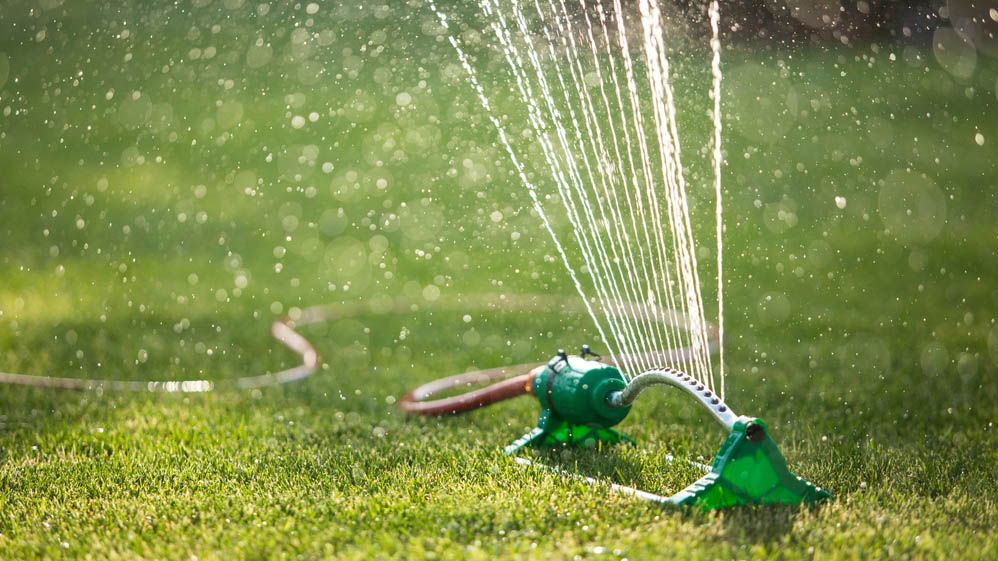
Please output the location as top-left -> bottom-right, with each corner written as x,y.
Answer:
408,0 -> 835,509
399,345 -> 831,510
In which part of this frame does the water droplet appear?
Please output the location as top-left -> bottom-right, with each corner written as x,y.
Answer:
878,169 -> 946,244
246,40 -> 273,68
422,284 -> 440,302
933,27 -> 976,79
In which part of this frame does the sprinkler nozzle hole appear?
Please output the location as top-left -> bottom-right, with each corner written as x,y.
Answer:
746,422 -> 765,442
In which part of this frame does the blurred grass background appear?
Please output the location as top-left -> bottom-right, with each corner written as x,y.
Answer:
0,1 -> 995,559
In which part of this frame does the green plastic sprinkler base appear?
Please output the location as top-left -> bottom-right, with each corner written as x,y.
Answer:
670,416 -> 831,509
505,351 -> 832,510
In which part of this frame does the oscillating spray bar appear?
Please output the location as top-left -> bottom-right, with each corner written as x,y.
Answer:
607,368 -> 738,430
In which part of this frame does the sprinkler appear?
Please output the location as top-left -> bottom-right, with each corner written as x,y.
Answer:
400,346 -> 832,510
415,0 -> 834,510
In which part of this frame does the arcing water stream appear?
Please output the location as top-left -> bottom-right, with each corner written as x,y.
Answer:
429,0 -> 727,397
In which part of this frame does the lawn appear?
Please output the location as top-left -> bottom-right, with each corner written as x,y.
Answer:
0,1 -> 995,559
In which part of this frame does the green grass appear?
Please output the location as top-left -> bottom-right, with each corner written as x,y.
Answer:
1,1 -> 996,559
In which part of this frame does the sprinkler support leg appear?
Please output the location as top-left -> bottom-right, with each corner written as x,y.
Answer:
604,370 -> 831,508
668,416 -> 831,509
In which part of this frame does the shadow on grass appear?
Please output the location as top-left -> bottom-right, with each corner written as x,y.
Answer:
529,443 -> 704,497
715,505 -> 804,544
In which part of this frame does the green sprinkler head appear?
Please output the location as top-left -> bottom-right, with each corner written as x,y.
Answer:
505,347 -> 633,452
530,350 -> 630,428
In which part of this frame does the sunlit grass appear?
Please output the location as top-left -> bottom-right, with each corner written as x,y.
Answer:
0,0 -> 995,559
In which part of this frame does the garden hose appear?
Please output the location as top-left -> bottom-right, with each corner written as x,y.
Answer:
397,363 -> 541,416
0,309 -> 321,393
0,293 -> 659,394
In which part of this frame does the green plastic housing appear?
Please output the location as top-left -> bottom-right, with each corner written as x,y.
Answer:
503,355 -> 631,452
531,355 -> 629,428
